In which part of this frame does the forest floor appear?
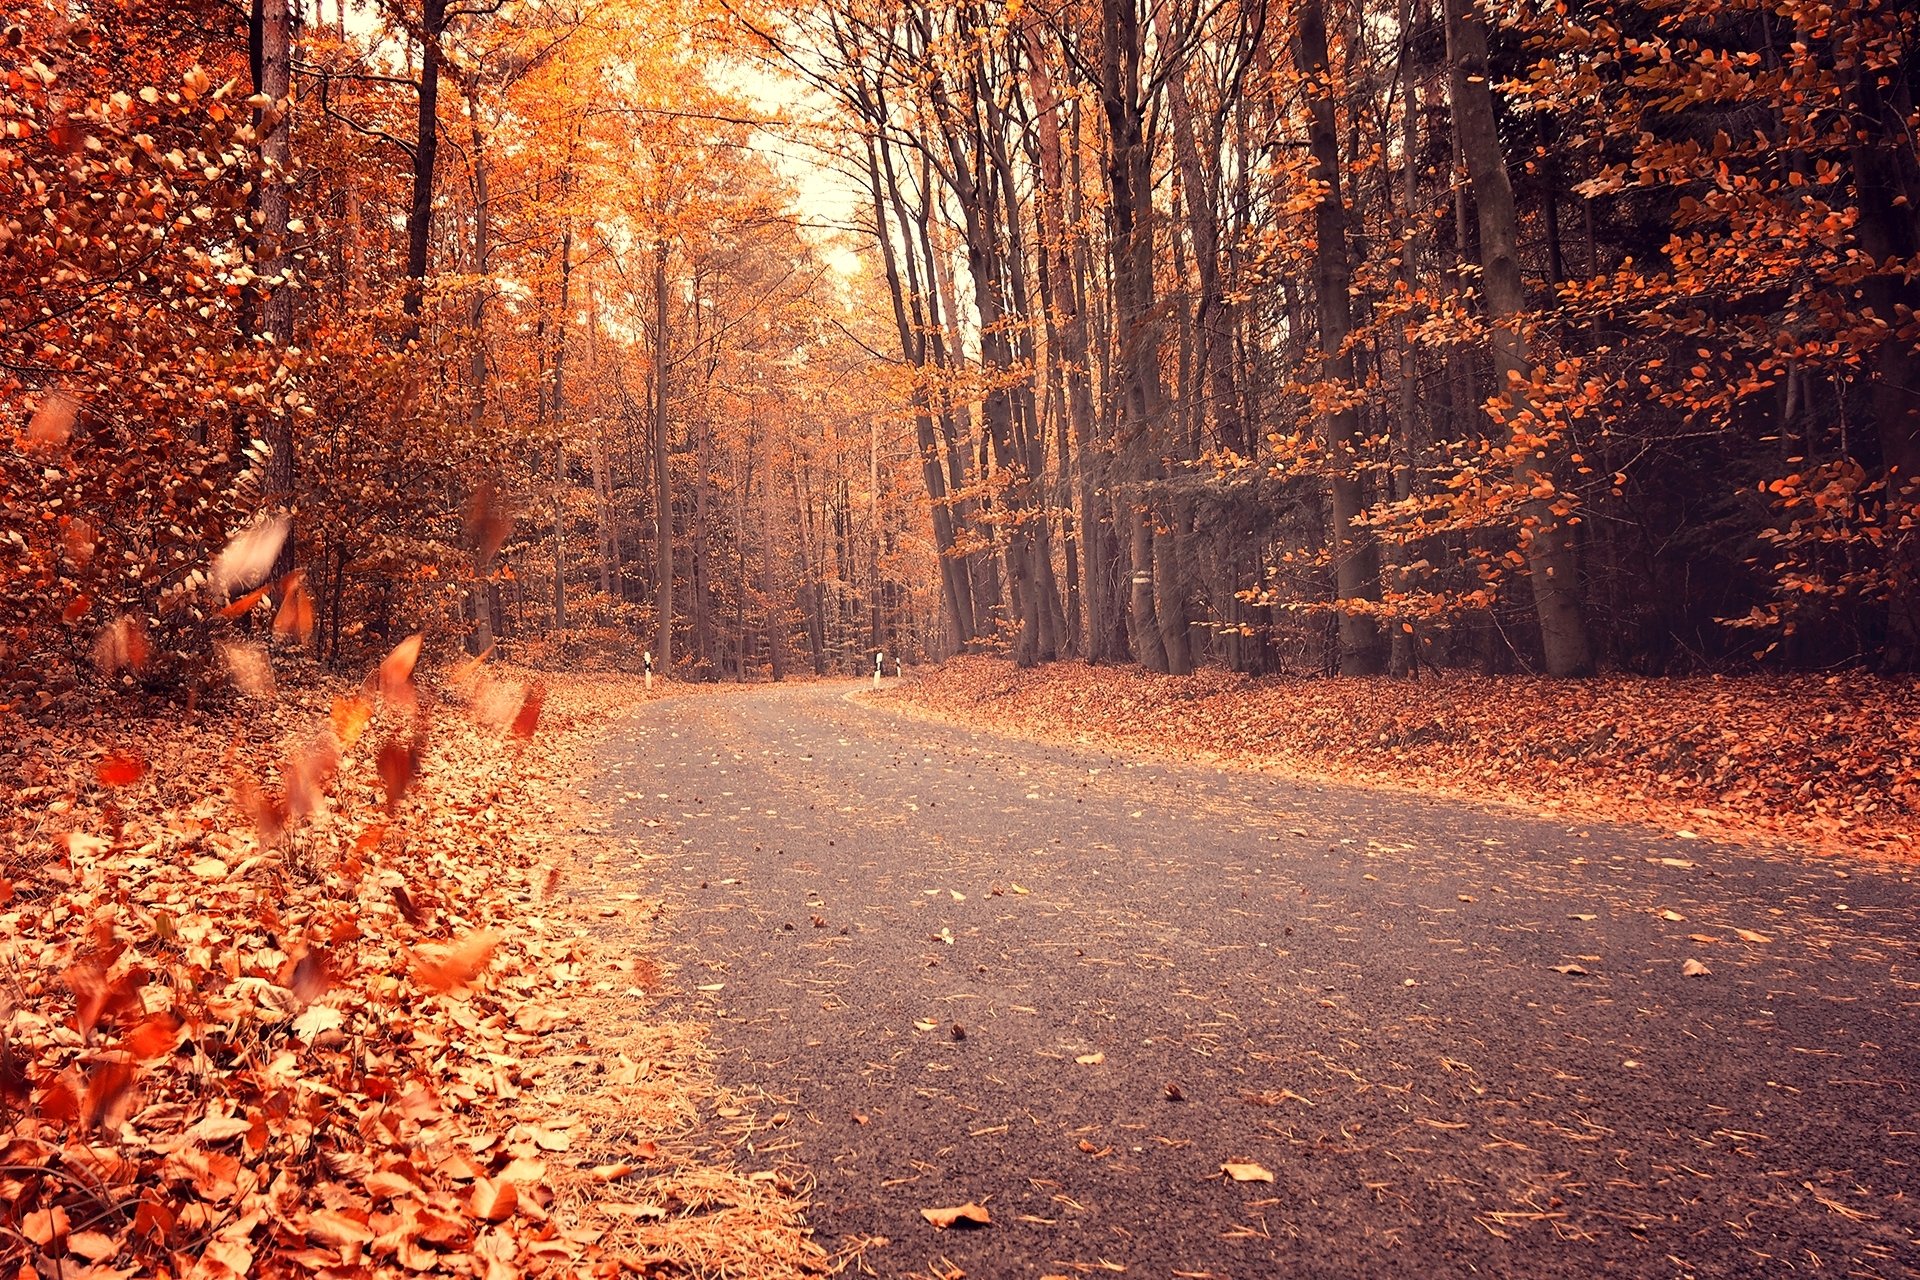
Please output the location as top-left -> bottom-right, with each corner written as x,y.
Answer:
881,655 -> 1920,861
1,664 -> 820,1279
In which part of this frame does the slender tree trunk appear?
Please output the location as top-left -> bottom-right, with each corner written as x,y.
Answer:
1447,0 -> 1595,676
551,228 -> 571,630
651,236 -> 674,673
1298,0 -> 1386,674
401,0 -> 446,343
255,0 -> 296,582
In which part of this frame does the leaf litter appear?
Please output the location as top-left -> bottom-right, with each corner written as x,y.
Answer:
880,657 -> 1920,859
0,658 -> 820,1277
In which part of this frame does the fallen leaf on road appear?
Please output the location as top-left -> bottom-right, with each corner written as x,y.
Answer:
1221,1162 -> 1274,1183
1010,883 -> 1030,895
1550,963 -> 1590,976
1652,857 -> 1695,869
921,1202 -> 991,1229
1075,1052 -> 1104,1065
1682,958 -> 1711,977
1735,928 -> 1773,943
1568,913 -> 1597,921
1658,909 -> 1686,922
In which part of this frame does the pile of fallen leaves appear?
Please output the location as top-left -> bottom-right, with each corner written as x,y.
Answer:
1,650 -> 819,1278
885,656 -> 1920,857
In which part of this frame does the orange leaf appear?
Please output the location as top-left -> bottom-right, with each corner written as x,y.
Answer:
273,570 -> 314,644
469,1176 -> 517,1222
411,930 -> 500,994
80,1059 -> 140,1131
920,1202 -> 991,1229
25,389 -> 78,450
380,633 -> 424,706
217,581 -> 273,619
331,695 -> 372,749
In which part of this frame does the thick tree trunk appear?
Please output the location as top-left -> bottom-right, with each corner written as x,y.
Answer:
1447,0 -> 1595,676
1298,0 -> 1386,675
1845,50 -> 1920,669
1099,0 -> 1184,672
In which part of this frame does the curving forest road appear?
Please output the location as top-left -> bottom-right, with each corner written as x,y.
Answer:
591,680 -> 1920,1280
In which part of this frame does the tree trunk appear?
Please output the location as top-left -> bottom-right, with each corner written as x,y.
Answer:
551,228 -> 571,630
651,236 -> 674,673
401,0 -> 446,343
1447,0 -> 1595,676
252,0 -> 297,586
1844,47 -> 1920,669
1298,0 -> 1386,675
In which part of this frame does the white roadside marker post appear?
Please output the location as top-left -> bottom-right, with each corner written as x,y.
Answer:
644,649 -> 653,691
874,650 -> 884,689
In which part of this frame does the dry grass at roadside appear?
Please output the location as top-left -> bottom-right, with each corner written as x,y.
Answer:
881,656 -> 1918,858
0,664 -> 821,1278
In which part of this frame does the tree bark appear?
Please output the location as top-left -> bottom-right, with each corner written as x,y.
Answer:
401,0 -> 446,343
651,236 -> 674,673
1447,0 -> 1595,676
1297,0 -> 1386,675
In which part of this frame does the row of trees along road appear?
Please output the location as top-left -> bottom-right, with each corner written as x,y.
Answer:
3,0 -> 1917,692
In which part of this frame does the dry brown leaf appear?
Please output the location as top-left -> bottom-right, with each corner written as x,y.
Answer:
1221,1162 -> 1275,1183
470,1176 -> 517,1222
921,1202 -> 991,1229
210,515 -> 290,599
306,1208 -> 375,1247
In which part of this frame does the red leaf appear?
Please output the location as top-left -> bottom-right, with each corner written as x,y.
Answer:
511,681 -> 546,740
377,737 -> 419,810
124,1011 -> 183,1059
80,1059 -> 139,1131
95,750 -> 147,787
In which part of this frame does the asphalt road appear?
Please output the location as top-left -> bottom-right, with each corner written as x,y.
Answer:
592,679 -> 1920,1280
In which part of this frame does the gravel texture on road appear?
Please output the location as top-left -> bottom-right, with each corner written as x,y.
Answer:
593,679 -> 1920,1279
